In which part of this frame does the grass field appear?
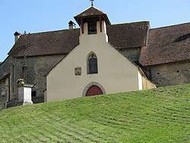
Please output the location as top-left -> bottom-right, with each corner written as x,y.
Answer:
0,84 -> 190,143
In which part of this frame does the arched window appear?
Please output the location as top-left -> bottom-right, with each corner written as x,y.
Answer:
88,53 -> 98,74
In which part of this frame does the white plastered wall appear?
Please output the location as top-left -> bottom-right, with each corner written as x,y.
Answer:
46,21 -> 142,102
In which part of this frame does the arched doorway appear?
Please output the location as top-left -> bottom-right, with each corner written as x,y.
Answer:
86,85 -> 103,96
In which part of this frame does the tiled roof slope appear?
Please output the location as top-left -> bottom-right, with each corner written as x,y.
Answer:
140,22 -> 190,66
9,29 -> 80,57
107,21 -> 149,49
75,7 -> 105,18
9,21 -> 149,57
74,7 -> 111,25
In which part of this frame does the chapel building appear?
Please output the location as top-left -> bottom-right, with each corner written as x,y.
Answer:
0,5 -> 190,108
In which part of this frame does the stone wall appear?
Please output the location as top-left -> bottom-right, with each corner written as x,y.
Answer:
0,54 -> 65,106
119,47 -> 141,63
0,95 -> 6,110
0,57 -> 12,79
0,85 -> 7,110
148,61 -> 190,87
0,59 -> 12,110
13,55 -> 65,103
0,79 -> 10,110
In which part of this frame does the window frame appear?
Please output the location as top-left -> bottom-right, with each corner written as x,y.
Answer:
88,20 -> 97,34
87,52 -> 98,74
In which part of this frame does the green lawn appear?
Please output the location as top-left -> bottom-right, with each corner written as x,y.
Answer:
0,84 -> 190,143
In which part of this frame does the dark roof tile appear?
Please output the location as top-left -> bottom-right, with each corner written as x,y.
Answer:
140,22 -> 190,66
107,21 -> 149,49
8,21 -> 149,58
75,7 -> 105,17
9,29 -> 80,57
74,7 -> 111,25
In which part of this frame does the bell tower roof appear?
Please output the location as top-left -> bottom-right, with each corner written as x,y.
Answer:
74,7 -> 111,25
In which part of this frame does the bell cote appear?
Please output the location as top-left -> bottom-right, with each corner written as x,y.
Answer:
74,6 -> 111,35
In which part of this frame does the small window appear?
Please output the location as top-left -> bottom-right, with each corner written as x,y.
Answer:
88,53 -> 98,74
32,91 -> 36,97
88,21 -> 97,34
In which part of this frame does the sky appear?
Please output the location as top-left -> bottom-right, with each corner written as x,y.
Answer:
0,0 -> 190,61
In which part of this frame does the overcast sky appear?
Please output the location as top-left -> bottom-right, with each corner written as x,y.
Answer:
0,0 -> 190,61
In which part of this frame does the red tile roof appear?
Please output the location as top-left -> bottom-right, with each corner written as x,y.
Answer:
140,22 -> 190,66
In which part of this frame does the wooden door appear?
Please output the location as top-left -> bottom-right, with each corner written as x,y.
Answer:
86,85 -> 103,96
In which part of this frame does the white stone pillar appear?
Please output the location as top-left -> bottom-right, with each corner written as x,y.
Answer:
18,84 -> 33,105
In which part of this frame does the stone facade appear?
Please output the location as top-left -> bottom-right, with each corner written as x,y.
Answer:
12,55 -> 65,103
147,61 -> 190,87
0,58 -> 12,109
119,47 -> 141,63
0,54 -> 64,109
0,78 -> 9,110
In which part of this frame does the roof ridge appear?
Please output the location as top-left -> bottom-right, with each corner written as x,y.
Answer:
23,28 -> 80,36
110,21 -> 150,26
74,6 -> 105,17
150,22 -> 190,30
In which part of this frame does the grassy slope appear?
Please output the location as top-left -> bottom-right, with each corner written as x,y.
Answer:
0,84 -> 190,143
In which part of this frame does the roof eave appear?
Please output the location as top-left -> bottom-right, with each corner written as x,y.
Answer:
74,14 -> 111,26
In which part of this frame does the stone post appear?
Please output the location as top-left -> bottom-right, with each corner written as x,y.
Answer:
17,79 -> 33,105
